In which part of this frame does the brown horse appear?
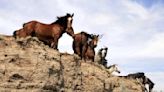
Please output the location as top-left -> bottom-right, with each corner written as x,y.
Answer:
73,31 -> 99,61
73,31 -> 94,59
84,34 -> 99,61
13,13 -> 74,49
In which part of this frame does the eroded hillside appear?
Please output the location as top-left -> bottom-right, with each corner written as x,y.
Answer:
0,35 -> 143,92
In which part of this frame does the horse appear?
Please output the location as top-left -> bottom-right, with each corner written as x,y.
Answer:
95,47 -> 108,67
13,13 -> 74,49
106,64 -> 120,74
84,34 -> 99,62
72,31 -> 95,59
125,72 -> 154,92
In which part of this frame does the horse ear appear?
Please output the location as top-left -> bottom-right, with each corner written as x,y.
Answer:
57,16 -> 60,19
97,35 -> 100,38
99,34 -> 103,39
72,13 -> 74,17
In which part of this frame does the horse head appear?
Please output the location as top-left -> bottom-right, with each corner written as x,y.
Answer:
56,13 -> 74,37
112,64 -> 121,73
89,34 -> 99,48
13,30 -> 17,38
66,13 -> 74,37
108,64 -> 121,74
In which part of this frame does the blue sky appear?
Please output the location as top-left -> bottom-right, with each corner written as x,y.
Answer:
0,0 -> 164,91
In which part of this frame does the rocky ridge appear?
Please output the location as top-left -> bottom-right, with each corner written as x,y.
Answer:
0,35 -> 143,92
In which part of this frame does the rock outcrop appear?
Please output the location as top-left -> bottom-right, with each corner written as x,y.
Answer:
0,35 -> 143,92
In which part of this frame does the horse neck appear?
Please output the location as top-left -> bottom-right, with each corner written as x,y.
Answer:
88,42 -> 95,51
86,43 -> 95,56
51,23 -> 66,35
66,27 -> 74,37
88,45 -> 94,51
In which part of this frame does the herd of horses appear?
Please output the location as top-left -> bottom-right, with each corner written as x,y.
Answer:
13,13 -> 154,92
13,13 -> 99,62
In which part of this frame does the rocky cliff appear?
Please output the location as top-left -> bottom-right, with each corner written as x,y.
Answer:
0,35 -> 143,92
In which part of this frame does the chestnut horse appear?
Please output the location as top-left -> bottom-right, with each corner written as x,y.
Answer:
13,13 -> 74,49
73,32 -> 92,59
73,31 -> 99,61
84,34 -> 99,61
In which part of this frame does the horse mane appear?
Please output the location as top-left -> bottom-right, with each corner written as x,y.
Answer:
80,31 -> 93,39
51,13 -> 72,25
51,17 -> 65,25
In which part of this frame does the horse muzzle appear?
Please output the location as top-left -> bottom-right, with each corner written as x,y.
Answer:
117,70 -> 121,73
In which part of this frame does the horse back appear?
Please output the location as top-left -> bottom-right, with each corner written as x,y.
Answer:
74,32 -> 88,44
23,21 -> 38,35
36,23 -> 64,38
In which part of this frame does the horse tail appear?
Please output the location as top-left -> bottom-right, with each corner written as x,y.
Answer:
23,23 -> 26,27
23,21 -> 30,27
23,21 -> 31,27
13,30 -> 17,36
13,30 -> 17,38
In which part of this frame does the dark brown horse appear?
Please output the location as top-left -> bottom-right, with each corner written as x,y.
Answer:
126,72 -> 154,92
13,13 -> 74,49
73,31 -> 99,61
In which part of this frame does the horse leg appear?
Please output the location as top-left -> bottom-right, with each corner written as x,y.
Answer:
82,44 -> 87,60
91,57 -> 94,62
75,47 -> 81,58
51,38 -> 58,50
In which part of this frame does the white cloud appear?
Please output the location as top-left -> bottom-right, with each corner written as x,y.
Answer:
131,33 -> 164,58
